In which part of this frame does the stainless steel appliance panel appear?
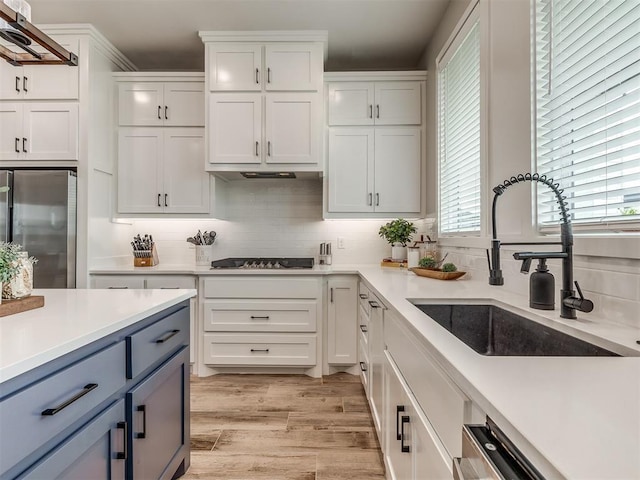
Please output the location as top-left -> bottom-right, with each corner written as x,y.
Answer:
0,170 -> 10,242
12,170 -> 77,288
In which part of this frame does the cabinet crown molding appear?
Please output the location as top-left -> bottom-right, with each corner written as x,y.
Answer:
324,71 -> 427,83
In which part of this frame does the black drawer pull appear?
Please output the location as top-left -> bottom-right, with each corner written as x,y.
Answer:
136,405 -> 147,439
250,315 -> 270,320
155,329 -> 180,344
22,137 -> 27,152
401,415 -> 410,452
396,405 -> 405,440
360,324 -> 368,333
250,348 -> 269,353
369,300 -> 380,309
157,105 -> 161,120
359,293 -> 368,299
108,286 -> 129,289
14,137 -> 19,153
164,105 -> 168,120
116,421 -> 128,460
359,361 -> 367,372
23,76 -> 28,92
41,383 -> 98,416
15,76 -> 20,92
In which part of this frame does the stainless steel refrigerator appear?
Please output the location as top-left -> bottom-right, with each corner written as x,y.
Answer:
0,170 -> 77,288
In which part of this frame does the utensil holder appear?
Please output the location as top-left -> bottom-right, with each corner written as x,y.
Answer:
195,245 -> 213,266
133,245 -> 159,267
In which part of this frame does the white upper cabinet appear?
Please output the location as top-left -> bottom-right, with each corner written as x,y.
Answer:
118,81 -> 204,126
328,81 -> 421,126
0,38 -> 80,100
208,43 -> 322,92
265,93 -> 318,164
208,44 -> 262,91
0,102 -> 79,161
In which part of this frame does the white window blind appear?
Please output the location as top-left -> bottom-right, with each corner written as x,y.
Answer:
535,0 -> 640,229
438,19 -> 481,234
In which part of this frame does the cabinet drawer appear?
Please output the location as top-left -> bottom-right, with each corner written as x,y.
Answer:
203,333 -> 316,366
358,303 -> 370,346
145,275 -> 196,289
127,306 -> 189,379
358,282 -> 371,315
385,316 -> 467,458
203,276 -> 319,299
0,342 -> 126,476
203,300 -> 317,332
92,275 -> 145,289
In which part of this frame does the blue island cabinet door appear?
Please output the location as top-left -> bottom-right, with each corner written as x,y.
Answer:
19,400 -> 127,480
127,347 -> 189,480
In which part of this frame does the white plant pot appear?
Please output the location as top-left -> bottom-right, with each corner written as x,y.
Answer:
391,245 -> 407,262
195,245 -> 214,266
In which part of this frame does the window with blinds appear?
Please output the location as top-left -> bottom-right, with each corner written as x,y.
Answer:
535,0 -> 640,230
438,17 -> 481,234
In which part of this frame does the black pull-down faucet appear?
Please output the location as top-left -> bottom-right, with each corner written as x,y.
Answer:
487,173 -> 593,319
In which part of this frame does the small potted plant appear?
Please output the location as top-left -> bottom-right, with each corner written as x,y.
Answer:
378,218 -> 417,261
0,242 -> 21,304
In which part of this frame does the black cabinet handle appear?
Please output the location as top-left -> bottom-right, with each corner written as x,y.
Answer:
396,405 -> 405,440
41,383 -> 98,415
155,329 -> 180,344
160,287 -> 180,289
359,293 -> 368,299
376,193 -> 380,206
15,76 -> 20,92
256,68 -> 259,84
368,193 -> 372,206
23,76 -> 27,92
14,138 -> 19,153
157,193 -> 161,207
359,324 -> 367,333
136,405 -> 147,439
369,300 -> 380,309
116,421 -> 128,460
267,67 -> 271,83
330,287 -> 334,303
164,193 -> 168,207
376,104 -> 380,119
267,141 -> 271,156
22,138 -> 27,152
157,106 -> 161,120
164,105 -> 168,120
108,286 -> 129,289
369,105 -> 372,119
255,141 -> 259,156
250,348 -> 269,353
250,315 -> 270,320
359,361 -> 367,372
401,415 -> 410,452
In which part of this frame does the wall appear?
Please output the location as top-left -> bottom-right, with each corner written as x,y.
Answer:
107,179 -> 433,267
419,0 -> 640,329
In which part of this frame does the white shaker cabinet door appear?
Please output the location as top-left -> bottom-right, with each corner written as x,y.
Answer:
163,83 -> 205,127
328,82 -> 375,126
264,43 -> 322,91
22,103 -> 79,161
0,103 -> 22,160
163,128 -> 209,213
265,93 -> 319,164
326,276 -> 358,365
327,128 -> 374,213
384,354 -> 412,480
117,127 -> 163,213
208,44 -> 262,91
209,94 -> 262,165
118,82 -> 164,126
374,128 -> 421,214
374,82 -> 421,125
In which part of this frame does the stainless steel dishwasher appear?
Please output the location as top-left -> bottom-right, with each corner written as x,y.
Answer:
453,417 -> 545,480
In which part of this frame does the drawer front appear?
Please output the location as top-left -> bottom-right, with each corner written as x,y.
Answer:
385,315 -> 467,458
145,275 -> 196,289
127,306 -> 189,379
203,333 -> 316,366
92,275 -> 145,289
358,303 -> 370,345
203,300 -> 317,332
358,282 -> 371,315
0,342 -> 126,476
203,276 -> 320,299
358,338 -> 369,391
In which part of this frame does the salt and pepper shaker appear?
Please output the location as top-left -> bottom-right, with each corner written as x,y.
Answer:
319,242 -> 332,265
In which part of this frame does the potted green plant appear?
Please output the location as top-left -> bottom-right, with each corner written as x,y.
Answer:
378,218 -> 417,261
0,242 -> 21,304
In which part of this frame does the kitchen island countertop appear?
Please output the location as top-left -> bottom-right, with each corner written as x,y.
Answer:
0,288 -> 196,383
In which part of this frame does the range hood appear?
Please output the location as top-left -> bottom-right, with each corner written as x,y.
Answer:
0,0 -> 78,66
241,172 -> 297,179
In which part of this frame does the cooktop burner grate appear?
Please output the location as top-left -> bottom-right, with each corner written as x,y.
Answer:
210,257 -> 314,269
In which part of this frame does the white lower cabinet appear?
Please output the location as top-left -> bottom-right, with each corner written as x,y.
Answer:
384,351 -> 452,480
326,276 -> 358,365
200,276 -> 321,374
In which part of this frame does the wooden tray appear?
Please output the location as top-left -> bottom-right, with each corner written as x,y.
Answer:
409,268 -> 466,280
381,259 -> 408,268
0,295 -> 45,317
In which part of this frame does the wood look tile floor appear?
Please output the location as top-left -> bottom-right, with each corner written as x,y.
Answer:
185,373 -> 385,480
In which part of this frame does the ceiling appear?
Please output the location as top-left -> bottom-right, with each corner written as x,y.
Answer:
26,0 -> 450,71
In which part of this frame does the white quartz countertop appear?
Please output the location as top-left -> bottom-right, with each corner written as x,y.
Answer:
0,288 -> 196,383
89,263 -> 640,478
90,263 -> 361,275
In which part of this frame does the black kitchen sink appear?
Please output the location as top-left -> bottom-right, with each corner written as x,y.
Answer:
412,303 -> 618,356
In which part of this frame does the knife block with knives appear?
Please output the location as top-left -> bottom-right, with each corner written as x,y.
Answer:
132,234 -> 159,267
319,242 -> 332,265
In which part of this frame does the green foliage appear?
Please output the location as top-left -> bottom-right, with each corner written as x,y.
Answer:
441,262 -> 458,272
378,218 -> 417,246
618,207 -> 638,215
0,242 -> 22,283
418,257 -> 438,269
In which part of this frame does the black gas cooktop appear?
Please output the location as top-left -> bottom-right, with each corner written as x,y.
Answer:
210,257 -> 315,269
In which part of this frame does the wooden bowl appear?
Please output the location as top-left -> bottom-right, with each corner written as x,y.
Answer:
409,267 -> 466,280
